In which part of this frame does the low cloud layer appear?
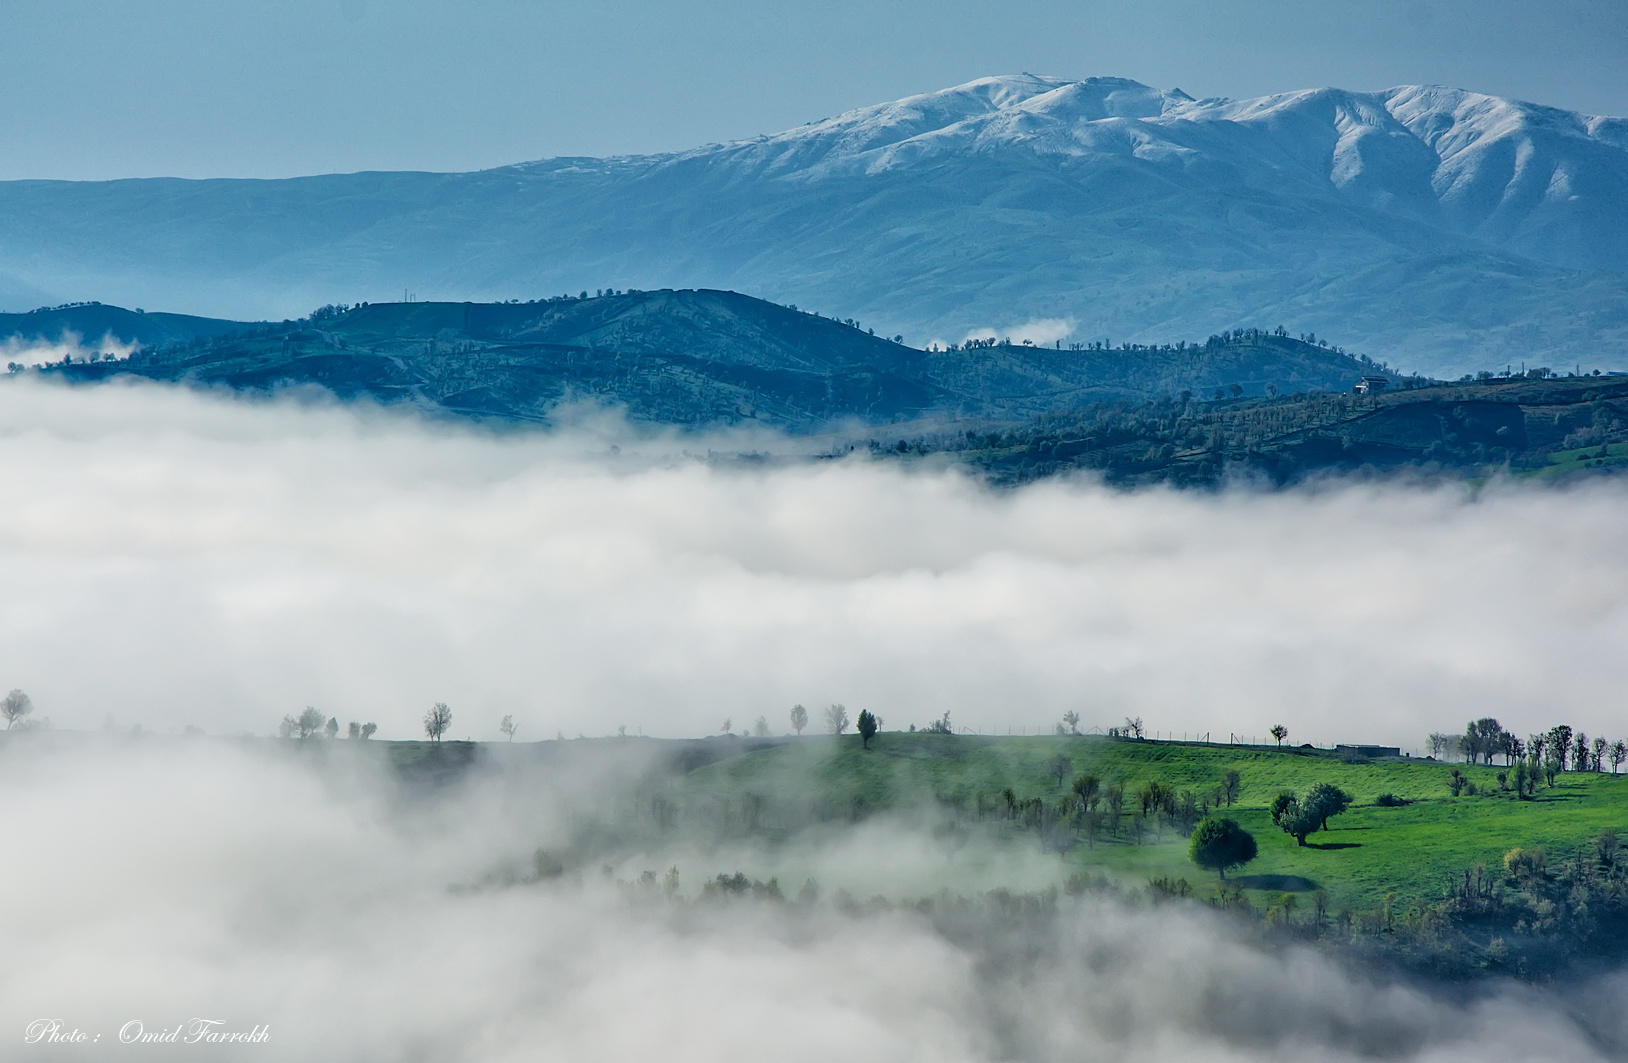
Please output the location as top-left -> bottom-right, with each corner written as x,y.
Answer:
3,377 -> 1627,747
959,316 -> 1077,347
2,331 -> 138,367
1,740 -> 1623,1061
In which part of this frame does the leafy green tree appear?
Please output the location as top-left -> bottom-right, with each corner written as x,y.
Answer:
1071,773 -> 1100,808
1611,740 -> 1627,775
790,704 -> 808,736
1188,817 -> 1258,880
1304,782 -> 1352,831
856,709 -> 879,749
1269,724 -> 1288,747
1548,725 -> 1573,771
1271,791 -> 1320,846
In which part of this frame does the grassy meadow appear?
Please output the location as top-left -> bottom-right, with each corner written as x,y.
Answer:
674,733 -> 1628,913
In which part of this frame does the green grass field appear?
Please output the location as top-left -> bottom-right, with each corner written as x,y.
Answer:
678,734 -> 1628,913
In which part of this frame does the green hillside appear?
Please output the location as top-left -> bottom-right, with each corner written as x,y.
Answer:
670,734 -> 1628,914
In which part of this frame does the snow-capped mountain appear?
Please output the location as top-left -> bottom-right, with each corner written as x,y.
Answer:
4,74 -> 1626,376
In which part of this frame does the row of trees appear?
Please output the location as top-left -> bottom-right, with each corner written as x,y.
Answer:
278,707 -> 378,740
1431,719 -> 1628,776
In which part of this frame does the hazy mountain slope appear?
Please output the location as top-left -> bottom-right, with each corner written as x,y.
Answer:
34,291 -> 1384,430
3,74 -> 1624,377
0,303 -> 253,353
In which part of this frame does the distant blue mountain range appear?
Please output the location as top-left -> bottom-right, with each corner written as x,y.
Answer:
3,74 -> 1625,377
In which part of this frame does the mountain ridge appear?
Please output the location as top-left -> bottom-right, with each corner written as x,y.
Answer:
15,290 -> 1389,432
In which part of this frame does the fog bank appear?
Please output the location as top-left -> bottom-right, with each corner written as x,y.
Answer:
1,740 -> 1623,1061
3,377 -> 1626,745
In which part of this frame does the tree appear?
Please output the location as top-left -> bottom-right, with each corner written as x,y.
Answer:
2,689 -> 33,730
1304,782 -> 1352,831
1574,731 -> 1591,772
1124,716 -> 1145,740
347,721 -> 361,739
1611,740 -> 1627,775
1269,724 -> 1289,748
1221,770 -> 1242,807
1061,710 -> 1080,735
1270,791 -> 1320,846
324,716 -> 339,740
1548,725 -> 1573,771
825,704 -> 849,735
857,709 -> 879,749
499,715 -> 518,742
424,702 -> 452,742
1188,817 -> 1258,880
1593,736 -> 1608,772
297,706 -> 325,739
790,704 -> 808,736
1047,754 -> 1073,789
1426,732 -> 1455,760
753,715 -> 770,738
1071,773 -> 1100,808
360,722 -> 377,740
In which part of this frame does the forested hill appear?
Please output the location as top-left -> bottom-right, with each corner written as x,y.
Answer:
27,290 -> 1387,430
893,374 -> 1628,487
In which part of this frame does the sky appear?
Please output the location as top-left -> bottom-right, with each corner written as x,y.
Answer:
3,0 -> 1626,180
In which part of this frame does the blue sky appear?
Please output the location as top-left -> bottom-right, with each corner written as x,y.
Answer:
4,0 -> 1626,180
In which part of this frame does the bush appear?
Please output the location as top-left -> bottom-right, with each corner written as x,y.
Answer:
1375,792 -> 1411,807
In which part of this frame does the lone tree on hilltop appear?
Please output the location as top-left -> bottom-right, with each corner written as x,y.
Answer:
825,704 -> 849,735
500,715 -> 518,742
1188,817 -> 1258,880
424,702 -> 452,742
2,689 -> 33,730
790,704 -> 808,736
1269,724 -> 1289,747
1061,710 -> 1080,735
857,709 -> 879,749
